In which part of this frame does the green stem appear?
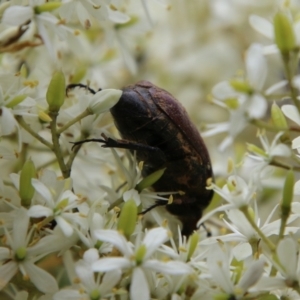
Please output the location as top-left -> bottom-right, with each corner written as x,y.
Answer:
16,116 -> 53,149
49,111 -> 70,178
241,210 -> 283,275
240,205 -> 276,252
65,133 -> 86,171
250,119 -> 286,132
108,197 -> 123,211
250,119 -> 300,133
278,210 -> 289,241
281,52 -> 300,112
57,109 -> 91,134
38,154 -> 68,170
269,159 -> 300,172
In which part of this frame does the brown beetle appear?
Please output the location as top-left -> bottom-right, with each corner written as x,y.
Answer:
72,81 -> 214,236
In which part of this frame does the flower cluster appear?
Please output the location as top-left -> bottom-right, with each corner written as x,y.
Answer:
2,0 -> 300,300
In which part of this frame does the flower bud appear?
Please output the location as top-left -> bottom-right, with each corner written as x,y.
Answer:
88,89 -> 122,115
281,169 -> 294,212
89,290 -> 100,300
70,66 -> 87,84
0,26 -> 19,46
34,2 -> 61,14
274,12 -> 296,53
247,143 -> 267,158
117,199 -> 137,239
271,102 -> 288,129
136,168 -> 166,192
227,158 -> 234,174
46,71 -> 66,112
224,98 -> 239,109
15,247 -> 27,260
256,295 -> 279,300
19,159 -> 36,207
213,294 -> 233,300
20,63 -> 28,78
38,110 -> 52,122
187,232 -> 199,261
230,80 -> 253,94
6,95 -> 27,108
135,244 -> 146,265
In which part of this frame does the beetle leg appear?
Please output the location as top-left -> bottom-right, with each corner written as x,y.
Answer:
70,138 -> 106,150
101,136 -> 161,152
71,134 -> 166,159
140,200 -> 167,215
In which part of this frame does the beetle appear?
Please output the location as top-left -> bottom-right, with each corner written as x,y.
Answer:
71,80 -> 214,236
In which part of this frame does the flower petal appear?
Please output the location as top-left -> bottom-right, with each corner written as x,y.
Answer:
249,15 -> 274,39
12,207 -> 29,250
93,230 -> 132,257
237,259 -> 264,292
246,44 -> 267,91
23,261 -> 58,294
106,5 -> 130,23
100,270 -> 122,294
292,136 -> 300,149
2,6 -> 33,26
130,267 -> 150,300
277,238 -> 297,278
143,227 -> 169,258
31,179 -> 53,205
0,261 -> 18,290
247,94 -> 267,119
28,205 -> 53,218
1,107 -> 17,135
282,104 -> 300,125
55,215 -> 74,237
83,248 -> 99,264
93,257 -> 131,272
144,260 -> 192,274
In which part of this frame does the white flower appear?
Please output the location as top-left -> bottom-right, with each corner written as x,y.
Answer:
76,212 -> 113,254
92,227 -> 192,300
28,178 -> 87,237
249,12 -> 300,54
54,248 -> 121,300
247,132 -> 291,178
281,104 -> 300,152
276,238 -> 300,283
0,207 -> 58,293
58,0 -> 130,28
248,132 -> 291,162
282,104 -> 300,126
255,237 -> 300,293
2,4 -> 76,60
101,148 -> 169,213
204,44 -> 268,150
0,73 -> 37,152
207,243 -> 264,298
198,175 -> 257,226
123,188 -> 141,206
201,207 -> 300,260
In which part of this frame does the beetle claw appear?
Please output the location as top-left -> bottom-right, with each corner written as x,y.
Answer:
70,138 -> 106,150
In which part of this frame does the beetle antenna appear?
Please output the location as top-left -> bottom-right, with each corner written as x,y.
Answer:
66,83 -> 101,96
200,223 -> 212,237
